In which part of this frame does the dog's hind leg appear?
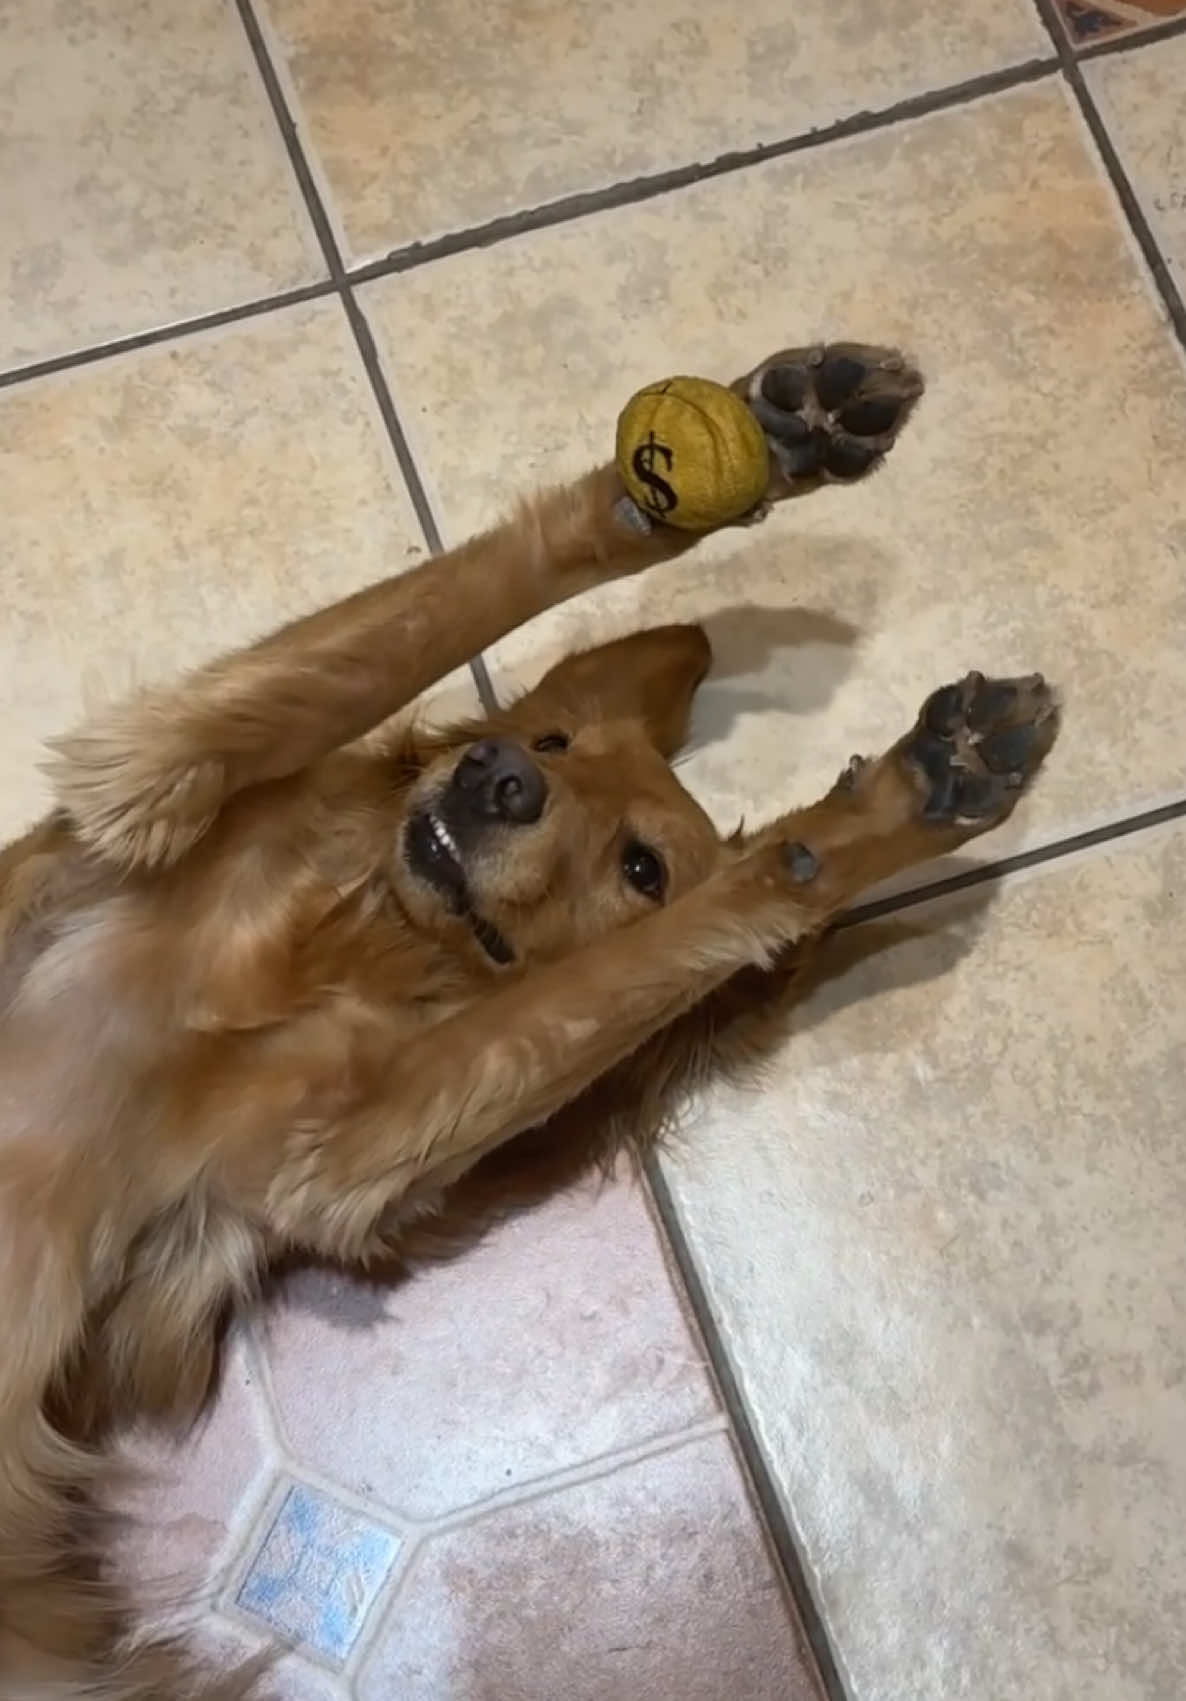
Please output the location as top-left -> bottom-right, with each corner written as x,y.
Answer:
45,344 -> 922,874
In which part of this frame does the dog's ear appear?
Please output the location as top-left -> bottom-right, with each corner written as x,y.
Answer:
506,625 -> 711,758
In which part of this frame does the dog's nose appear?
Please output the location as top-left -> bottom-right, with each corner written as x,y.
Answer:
450,738 -> 547,825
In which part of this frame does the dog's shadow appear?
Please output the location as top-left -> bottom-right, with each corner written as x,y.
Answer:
272,872 -> 1000,1338
660,527 -> 897,747
682,602 -> 862,752
787,867 -> 998,1038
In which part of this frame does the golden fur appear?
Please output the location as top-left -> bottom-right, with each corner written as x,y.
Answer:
0,344 -> 1057,1696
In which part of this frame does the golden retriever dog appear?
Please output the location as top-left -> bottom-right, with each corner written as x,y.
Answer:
0,341 -> 1057,1697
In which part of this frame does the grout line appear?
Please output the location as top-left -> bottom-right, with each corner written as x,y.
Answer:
0,58 -> 1060,395
235,0 -> 502,712
346,57 -> 1059,283
249,1300 -> 728,1537
468,653 -> 499,713
234,0 -> 472,604
239,1312 -> 303,1473
0,282 -> 337,390
422,1414 -> 729,1538
234,0 -> 440,538
340,290 -> 447,551
1028,0 -> 1186,350
642,796 -> 1186,1696
1076,11 -> 1186,60
639,1169 -> 839,1695
237,0 -> 355,266
257,1438 -> 418,1539
347,1531 -> 431,1682
211,1402 -> 732,1680
233,0 -> 344,275
839,797 -> 1186,927
645,1162 -> 850,1701
214,1433 -> 423,1680
339,288 -> 509,699
4,24 -> 1178,403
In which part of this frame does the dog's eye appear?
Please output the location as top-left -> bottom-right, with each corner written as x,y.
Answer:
532,732 -> 569,754
622,838 -> 666,901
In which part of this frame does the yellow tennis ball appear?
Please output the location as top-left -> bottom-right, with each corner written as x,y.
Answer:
616,376 -> 770,531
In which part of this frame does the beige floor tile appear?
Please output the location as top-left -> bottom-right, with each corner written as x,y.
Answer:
356,1432 -> 820,1701
363,81 -> 1186,885
660,822 -> 1186,1701
264,0 -> 1049,261
0,298 -> 475,845
1085,37 -> 1186,286
0,0 -> 324,369
254,1174 -> 717,1520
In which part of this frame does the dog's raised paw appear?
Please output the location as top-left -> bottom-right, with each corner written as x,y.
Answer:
903,670 -> 1059,829
732,342 -> 924,492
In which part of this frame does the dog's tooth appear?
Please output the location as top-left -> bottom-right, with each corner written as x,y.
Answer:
427,813 -> 461,864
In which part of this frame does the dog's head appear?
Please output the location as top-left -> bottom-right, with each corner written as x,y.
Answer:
390,625 -> 727,966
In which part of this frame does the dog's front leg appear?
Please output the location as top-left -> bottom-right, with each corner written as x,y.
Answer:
46,464 -> 689,872
254,854 -> 829,1257
46,343 -> 922,873
252,670 -> 1055,1260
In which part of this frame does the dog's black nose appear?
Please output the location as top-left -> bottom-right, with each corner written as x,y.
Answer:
450,738 -> 547,825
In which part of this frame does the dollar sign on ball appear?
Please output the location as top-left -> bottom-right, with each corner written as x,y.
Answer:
631,432 -> 678,517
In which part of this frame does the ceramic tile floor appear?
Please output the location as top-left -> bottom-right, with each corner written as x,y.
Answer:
4,2 -> 1186,1698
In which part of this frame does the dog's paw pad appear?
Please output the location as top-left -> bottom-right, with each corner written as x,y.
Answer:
905,671 -> 1059,829
734,342 -> 924,490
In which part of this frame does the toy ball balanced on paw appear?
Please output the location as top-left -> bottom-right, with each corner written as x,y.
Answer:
615,375 -> 769,531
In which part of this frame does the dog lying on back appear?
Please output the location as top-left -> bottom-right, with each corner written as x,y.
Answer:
0,341 -> 1057,1697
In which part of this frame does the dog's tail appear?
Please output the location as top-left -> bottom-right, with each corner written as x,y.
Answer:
0,1414 -> 264,1699
0,1249 -> 261,1700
